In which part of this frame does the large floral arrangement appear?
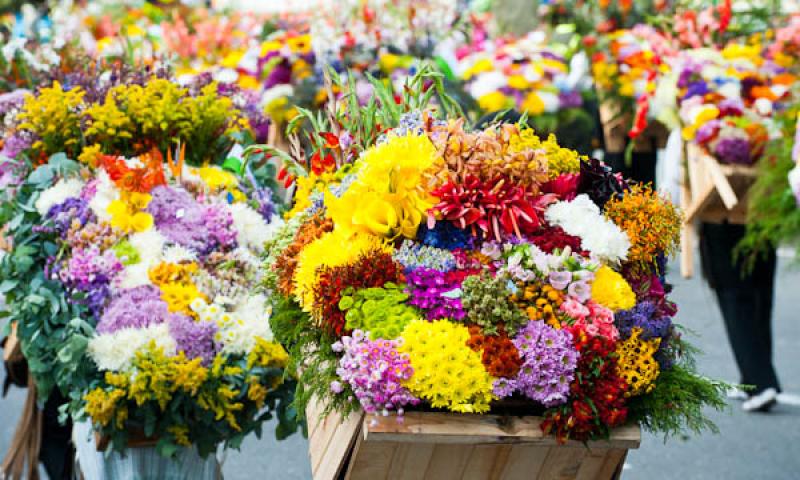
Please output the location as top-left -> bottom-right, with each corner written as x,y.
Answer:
0,72 -> 296,456
665,43 -> 796,166
263,71 -> 727,443
457,30 -> 595,153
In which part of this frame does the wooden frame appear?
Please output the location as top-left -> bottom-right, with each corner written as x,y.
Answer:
307,403 -> 640,480
680,143 -> 758,278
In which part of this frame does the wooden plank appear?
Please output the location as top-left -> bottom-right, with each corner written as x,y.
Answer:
536,445 -> 587,480
497,445 -> 550,479
597,449 -> 628,480
683,181 -> 718,224
461,445 -> 513,480
421,444 -> 475,480
385,443 -> 435,480
363,413 -> 641,450
308,405 -> 364,480
699,151 -> 739,210
574,448 -> 611,480
346,435 -> 396,480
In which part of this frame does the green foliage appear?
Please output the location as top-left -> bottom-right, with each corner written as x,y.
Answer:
269,296 -> 359,426
737,110 -> 800,271
0,154 -> 95,402
340,283 -> 418,339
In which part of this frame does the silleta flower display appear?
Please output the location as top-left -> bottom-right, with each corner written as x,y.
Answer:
264,72 -> 726,443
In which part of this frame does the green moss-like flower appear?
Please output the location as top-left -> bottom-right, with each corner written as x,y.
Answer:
340,283 -> 420,340
461,273 -> 527,336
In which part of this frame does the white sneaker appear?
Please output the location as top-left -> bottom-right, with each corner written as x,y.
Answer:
726,388 -> 748,401
742,388 -> 778,412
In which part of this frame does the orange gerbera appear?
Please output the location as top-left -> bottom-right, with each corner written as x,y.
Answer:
99,148 -> 167,193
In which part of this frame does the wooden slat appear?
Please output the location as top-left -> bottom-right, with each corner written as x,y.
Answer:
497,445 -> 550,480
574,448 -> 611,480
363,413 -> 641,450
346,435 -> 396,480
597,449 -> 628,480
308,405 -> 364,480
699,151 -> 739,210
536,445 -> 587,479
385,443 -> 435,480
462,445 -> 512,480
421,444 -> 475,480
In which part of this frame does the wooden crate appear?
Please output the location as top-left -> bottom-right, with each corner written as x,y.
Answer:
307,404 -> 640,480
679,143 -> 758,278
599,101 -> 669,154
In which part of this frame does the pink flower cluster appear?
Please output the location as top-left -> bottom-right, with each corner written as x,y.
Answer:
332,330 -> 419,416
560,299 -> 619,341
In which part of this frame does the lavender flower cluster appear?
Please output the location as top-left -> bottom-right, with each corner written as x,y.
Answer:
46,197 -> 95,236
332,330 -> 420,416
167,314 -> 219,366
55,246 -> 122,317
494,320 -> 579,407
96,285 -> 172,334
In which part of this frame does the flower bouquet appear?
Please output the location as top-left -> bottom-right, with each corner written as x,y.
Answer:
661,42 -> 798,263
457,30 -> 596,154
589,25 -> 675,153
0,72 -> 299,474
261,70 -> 727,479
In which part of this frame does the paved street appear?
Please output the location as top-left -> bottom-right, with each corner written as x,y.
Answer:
2,256 -> 798,479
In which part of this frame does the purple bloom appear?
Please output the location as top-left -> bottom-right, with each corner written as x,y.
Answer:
167,314 -> 219,365
96,285 -> 171,334
56,246 -> 122,317
416,221 -> 474,250
405,268 -> 466,321
615,301 -> 672,340
147,186 -> 237,256
695,119 -> 721,144
46,197 -> 95,236
683,80 -> 710,100
558,90 -> 583,109
714,137 -> 752,165
333,331 -> 419,415
548,271 -> 571,290
264,61 -> 293,89
509,321 -> 579,407
0,131 -> 34,159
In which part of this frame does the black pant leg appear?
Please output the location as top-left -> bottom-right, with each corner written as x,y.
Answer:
700,223 -> 781,393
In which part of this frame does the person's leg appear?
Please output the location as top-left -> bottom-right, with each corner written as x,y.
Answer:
630,151 -> 657,187
700,223 -> 781,395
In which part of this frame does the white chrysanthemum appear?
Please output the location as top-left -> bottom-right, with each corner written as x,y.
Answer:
538,91 -> 560,113
217,294 -> 273,355
162,244 -> 197,264
545,194 -> 630,264
228,203 -> 280,253
88,323 -> 176,372
468,71 -> 506,99
115,230 -> 166,289
88,169 -> 119,222
35,178 -> 84,216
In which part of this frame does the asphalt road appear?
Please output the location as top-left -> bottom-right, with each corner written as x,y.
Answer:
2,256 -> 798,479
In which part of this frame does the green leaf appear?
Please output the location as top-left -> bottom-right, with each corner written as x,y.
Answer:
0,280 -> 18,293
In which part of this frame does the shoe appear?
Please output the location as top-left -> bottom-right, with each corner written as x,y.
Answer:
726,388 -> 748,401
742,388 -> 777,412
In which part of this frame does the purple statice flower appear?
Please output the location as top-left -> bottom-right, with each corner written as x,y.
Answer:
506,320 -> 579,407
714,137 -> 752,165
0,131 -> 34,159
202,204 -> 237,254
167,313 -> 219,366
264,61 -> 293,89
332,330 -> 419,416
558,90 -> 583,109
147,186 -> 236,256
96,285 -> 171,334
57,246 -> 122,317
416,221 -> 473,250
392,240 -> 456,272
243,164 -> 277,220
615,300 -> 672,340
46,197 -> 95,236
0,89 -> 28,116
405,267 -> 466,321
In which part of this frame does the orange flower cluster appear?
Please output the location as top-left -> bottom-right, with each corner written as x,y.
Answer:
604,185 -> 681,266
273,214 -> 333,296
99,149 -> 167,193
430,120 -> 548,192
466,326 -> 523,379
509,283 -> 564,329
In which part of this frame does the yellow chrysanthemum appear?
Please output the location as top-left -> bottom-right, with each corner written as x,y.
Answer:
616,327 -> 661,396
591,266 -> 636,312
160,282 -> 206,316
292,230 -> 389,309
478,91 -> 510,112
399,319 -> 495,414
509,128 -> 584,178
521,91 -> 545,115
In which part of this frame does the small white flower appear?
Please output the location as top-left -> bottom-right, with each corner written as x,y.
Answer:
35,178 -> 85,216
88,324 -> 176,372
